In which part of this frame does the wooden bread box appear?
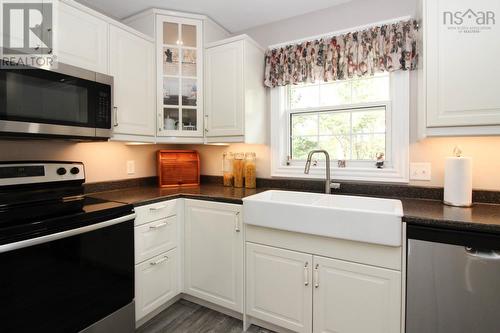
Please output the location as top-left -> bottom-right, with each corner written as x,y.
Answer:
157,150 -> 200,187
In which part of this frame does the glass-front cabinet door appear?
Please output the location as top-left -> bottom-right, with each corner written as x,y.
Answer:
157,16 -> 203,137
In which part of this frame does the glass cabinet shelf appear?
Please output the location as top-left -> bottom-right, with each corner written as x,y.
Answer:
157,16 -> 203,137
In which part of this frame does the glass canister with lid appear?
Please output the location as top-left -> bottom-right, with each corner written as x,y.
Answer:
222,152 -> 234,187
244,152 -> 257,189
233,152 -> 245,188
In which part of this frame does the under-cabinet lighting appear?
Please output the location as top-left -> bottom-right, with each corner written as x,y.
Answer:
125,142 -> 153,145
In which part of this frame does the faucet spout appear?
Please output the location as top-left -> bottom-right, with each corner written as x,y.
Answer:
303,150 -> 332,194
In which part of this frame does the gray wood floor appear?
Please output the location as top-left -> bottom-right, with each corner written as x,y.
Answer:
136,299 -> 274,333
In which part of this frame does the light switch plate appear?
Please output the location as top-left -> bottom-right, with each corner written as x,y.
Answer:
126,160 -> 135,175
410,162 -> 431,181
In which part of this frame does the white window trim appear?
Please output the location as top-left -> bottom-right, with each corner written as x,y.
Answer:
270,71 -> 410,183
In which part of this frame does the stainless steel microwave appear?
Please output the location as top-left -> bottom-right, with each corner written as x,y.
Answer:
0,63 -> 113,140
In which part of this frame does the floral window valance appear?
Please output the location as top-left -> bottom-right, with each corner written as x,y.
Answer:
264,19 -> 419,88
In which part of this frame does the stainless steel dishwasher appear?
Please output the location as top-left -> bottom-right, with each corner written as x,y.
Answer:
406,225 -> 500,333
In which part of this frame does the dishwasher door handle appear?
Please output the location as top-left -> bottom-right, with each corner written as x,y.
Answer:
465,247 -> 500,260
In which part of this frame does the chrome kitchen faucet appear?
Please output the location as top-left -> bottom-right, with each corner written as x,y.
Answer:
304,150 -> 340,194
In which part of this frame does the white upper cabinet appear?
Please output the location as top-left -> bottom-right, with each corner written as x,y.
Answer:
205,35 -> 267,143
57,1 -> 108,73
123,9 -> 239,143
420,0 -> 500,136
205,40 -> 244,137
109,25 -> 156,138
184,200 -> 243,312
156,16 -> 204,139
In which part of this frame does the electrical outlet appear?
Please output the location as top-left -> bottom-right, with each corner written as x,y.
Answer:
410,162 -> 431,181
126,160 -> 135,175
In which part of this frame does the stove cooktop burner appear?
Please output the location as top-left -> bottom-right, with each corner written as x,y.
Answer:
0,161 -> 133,245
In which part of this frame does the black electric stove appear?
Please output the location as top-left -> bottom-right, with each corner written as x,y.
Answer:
0,161 -> 136,333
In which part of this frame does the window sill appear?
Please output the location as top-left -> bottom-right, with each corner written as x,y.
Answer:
271,164 -> 409,183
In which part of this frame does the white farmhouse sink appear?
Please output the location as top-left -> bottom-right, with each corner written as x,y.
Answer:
242,190 -> 403,247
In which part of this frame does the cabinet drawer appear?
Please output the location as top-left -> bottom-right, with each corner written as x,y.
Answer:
134,200 -> 177,226
135,216 -> 177,264
135,248 -> 179,321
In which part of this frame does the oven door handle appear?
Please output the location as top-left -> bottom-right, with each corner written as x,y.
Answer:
0,213 -> 136,254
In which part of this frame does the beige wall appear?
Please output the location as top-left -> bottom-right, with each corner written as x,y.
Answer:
409,137 -> 500,190
0,140 -> 174,184
238,0 -> 417,47
1,0 -> 499,191
1,137 -> 498,190
184,143 -> 271,178
189,137 -> 500,191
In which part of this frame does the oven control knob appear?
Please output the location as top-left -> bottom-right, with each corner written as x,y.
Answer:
70,167 -> 80,175
56,167 -> 67,176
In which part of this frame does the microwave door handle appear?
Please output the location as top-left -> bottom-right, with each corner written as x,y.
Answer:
113,106 -> 118,127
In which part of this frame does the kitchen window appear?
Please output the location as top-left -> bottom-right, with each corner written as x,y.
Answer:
271,72 -> 409,183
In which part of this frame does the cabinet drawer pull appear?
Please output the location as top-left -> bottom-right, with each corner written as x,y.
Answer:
149,222 -> 168,230
235,211 -> 241,232
149,205 -> 167,211
150,256 -> 168,266
314,264 -> 320,288
304,262 -> 309,286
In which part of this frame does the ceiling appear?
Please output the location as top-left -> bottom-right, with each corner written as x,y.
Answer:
76,0 -> 351,32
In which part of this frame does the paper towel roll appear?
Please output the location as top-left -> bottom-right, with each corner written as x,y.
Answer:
444,156 -> 472,207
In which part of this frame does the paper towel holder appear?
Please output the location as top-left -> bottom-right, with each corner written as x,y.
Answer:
443,146 -> 473,208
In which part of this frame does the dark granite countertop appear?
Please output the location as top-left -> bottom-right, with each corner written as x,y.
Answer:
88,184 -> 500,235
401,198 -> 500,234
88,184 -> 267,206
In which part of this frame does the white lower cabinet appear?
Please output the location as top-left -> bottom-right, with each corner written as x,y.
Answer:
246,243 -> 313,333
134,200 -> 180,321
184,200 -> 243,312
130,198 -> 402,333
134,215 -> 177,264
312,256 -> 401,333
246,243 -> 402,333
135,248 -> 179,320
